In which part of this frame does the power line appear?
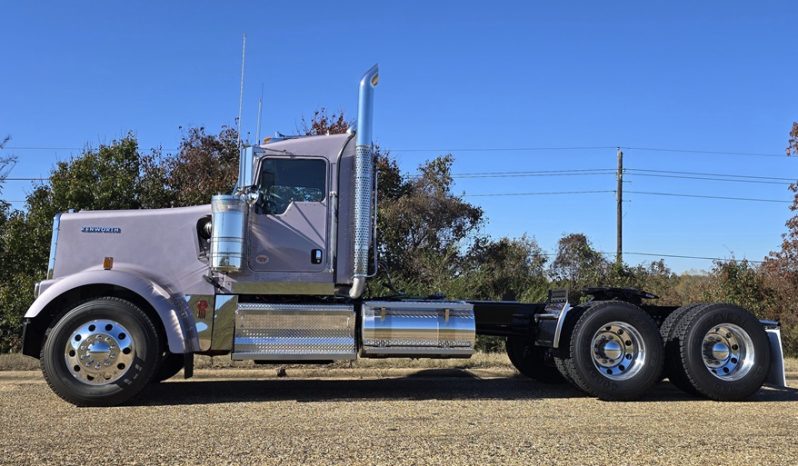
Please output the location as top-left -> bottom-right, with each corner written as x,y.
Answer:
464,190 -> 616,197
620,251 -> 764,264
626,168 -> 795,182
623,146 -> 785,158
625,173 -> 790,186
443,167 -> 793,182
3,146 -> 180,152
625,190 -> 792,204
4,146 -> 84,151
462,188 -> 791,203
390,146 -> 617,153
453,169 -> 615,179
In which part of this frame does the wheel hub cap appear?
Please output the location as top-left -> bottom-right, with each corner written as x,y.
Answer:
701,323 -> 754,381
591,322 -> 646,381
64,319 -> 135,385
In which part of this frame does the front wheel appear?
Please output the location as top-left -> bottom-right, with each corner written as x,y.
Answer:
564,301 -> 664,401
40,297 -> 161,407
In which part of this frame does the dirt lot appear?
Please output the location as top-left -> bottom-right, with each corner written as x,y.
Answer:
1,357 -> 797,465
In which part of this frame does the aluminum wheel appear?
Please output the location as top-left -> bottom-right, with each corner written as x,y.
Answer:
591,321 -> 646,381
701,323 -> 754,381
63,319 -> 135,385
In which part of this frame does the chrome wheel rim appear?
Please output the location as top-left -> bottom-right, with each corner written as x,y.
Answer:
701,323 -> 754,381
591,321 -> 646,381
64,319 -> 135,385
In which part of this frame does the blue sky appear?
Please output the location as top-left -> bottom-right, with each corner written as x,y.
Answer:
1,1 -> 796,272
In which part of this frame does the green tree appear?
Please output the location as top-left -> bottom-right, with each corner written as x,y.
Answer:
373,154 -> 484,297
300,108 -> 350,136
0,135 -> 173,351
464,235 -> 548,302
754,121 -> 798,355
166,126 -> 239,206
549,233 -> 609,290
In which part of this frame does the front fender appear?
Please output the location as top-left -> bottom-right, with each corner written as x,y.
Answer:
26,269 -> 199,354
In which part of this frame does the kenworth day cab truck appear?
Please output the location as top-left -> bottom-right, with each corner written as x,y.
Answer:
21,66 -> 787,406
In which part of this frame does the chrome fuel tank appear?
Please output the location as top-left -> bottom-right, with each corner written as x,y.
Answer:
210,194 -> 247,273
361,301 -> 475,358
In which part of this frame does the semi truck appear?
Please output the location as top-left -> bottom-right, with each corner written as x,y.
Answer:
21,66 -> 787,406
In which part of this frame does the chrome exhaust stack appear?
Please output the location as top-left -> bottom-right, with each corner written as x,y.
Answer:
350,65 -> 379,299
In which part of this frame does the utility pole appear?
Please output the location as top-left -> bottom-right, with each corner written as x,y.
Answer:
616,147 -> 623,266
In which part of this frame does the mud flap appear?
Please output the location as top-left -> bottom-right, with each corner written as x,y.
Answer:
762,321 -> 787,387
183,353 -> 194,379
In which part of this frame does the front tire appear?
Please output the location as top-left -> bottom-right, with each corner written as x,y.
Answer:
40,297 -> 161,407
565,301 -> 664,401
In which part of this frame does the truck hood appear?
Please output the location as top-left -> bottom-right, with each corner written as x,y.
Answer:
50,205 -> 212,294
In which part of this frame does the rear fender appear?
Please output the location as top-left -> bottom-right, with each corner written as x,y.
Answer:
25,269 -> 199,354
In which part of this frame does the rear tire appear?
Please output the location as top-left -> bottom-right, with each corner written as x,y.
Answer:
565,301 -> 664,401
153,353 -> 184,383
674,304 -> 770,401
660,303 -> 704,394
40,297 -> 161,407
554,356 -> 579,388
506,336 -> 566,384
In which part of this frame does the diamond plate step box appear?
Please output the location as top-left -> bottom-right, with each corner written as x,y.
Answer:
232,303 -> 356,360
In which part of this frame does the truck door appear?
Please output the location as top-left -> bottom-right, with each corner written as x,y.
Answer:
247,156 -> 329,274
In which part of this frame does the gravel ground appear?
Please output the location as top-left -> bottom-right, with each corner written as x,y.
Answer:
1,367 -> 797,465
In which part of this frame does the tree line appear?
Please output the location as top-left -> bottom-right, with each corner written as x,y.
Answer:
1,115 -> 797,355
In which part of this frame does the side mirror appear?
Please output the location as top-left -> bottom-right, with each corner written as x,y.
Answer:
246,191 -> 260,206
239,184 -> 260,206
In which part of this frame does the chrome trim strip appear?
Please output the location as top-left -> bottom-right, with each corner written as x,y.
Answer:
210,294 -> 237,351
46,213 -> 62,279
328,191 -> 338,273
185,295 -> 215,352
552,302 -> 572,349
232,352 -> 354,361
229,280 -> 334,295
330,133 -> 354,276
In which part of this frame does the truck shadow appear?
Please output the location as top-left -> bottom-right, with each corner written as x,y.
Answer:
131,369 -> 798,406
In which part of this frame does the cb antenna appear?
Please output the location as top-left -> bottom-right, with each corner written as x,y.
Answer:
236,33 -> 247,149
255,84 -> 263,145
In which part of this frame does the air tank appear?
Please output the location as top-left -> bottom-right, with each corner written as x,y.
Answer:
210,194 -> 247,273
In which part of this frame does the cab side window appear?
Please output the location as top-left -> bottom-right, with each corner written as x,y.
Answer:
256,158 -> 326,214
